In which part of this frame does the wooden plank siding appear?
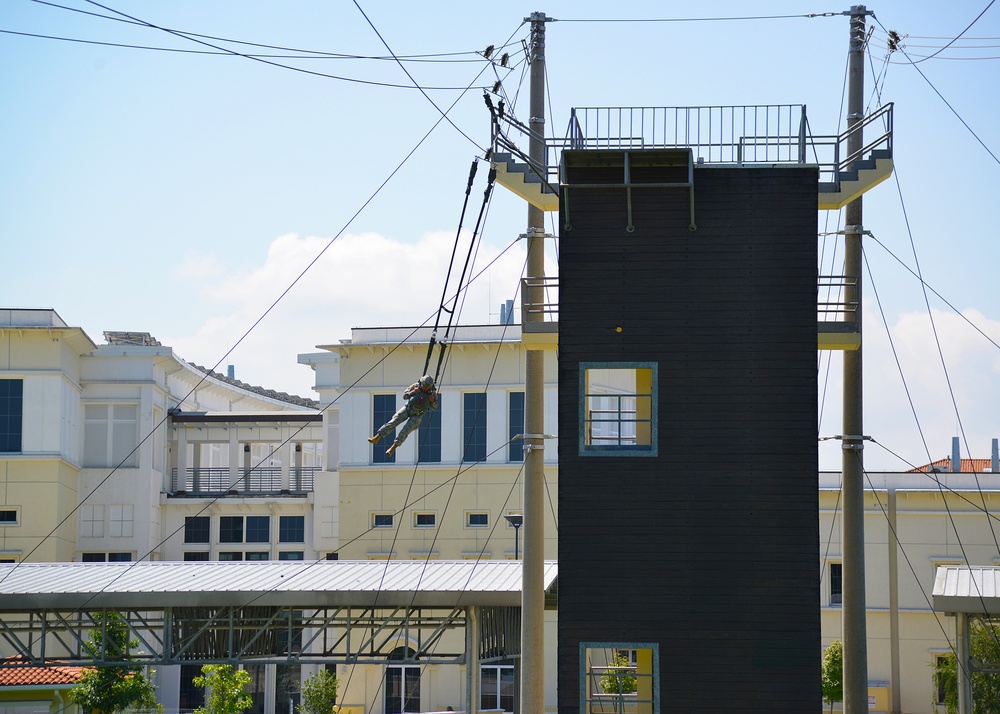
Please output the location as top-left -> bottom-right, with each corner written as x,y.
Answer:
556,155 -> 820,713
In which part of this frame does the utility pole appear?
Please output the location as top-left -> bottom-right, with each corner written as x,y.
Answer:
521,10 -> 549,714
842,6 -> 869,714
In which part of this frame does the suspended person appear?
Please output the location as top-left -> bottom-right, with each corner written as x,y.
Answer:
368,375 -> 439,458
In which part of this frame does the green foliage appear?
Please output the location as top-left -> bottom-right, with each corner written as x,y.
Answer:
193,665 -> 254,714
300,669 -> 339,714
598,651 -> 637,695
935,619 -> 1000,714
935,654 -> 959,714
821,640 -> 844,711
68,611 -> 162,714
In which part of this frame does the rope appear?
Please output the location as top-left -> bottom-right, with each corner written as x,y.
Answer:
423,160 -> 498,384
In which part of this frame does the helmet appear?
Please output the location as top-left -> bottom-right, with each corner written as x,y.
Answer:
418,375 -> 434,389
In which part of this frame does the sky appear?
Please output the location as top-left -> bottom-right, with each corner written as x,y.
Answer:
1,0 -> 999,471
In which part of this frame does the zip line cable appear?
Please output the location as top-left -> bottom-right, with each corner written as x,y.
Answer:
864,243 -> 1000,630
352,0 -> 485,151
855,454 -> 967,679
356,271 -> 523,713
868,234 -> 1000,353
51,231 -> 525,625
886,165 -> 1000,553
0,28 -> 500,580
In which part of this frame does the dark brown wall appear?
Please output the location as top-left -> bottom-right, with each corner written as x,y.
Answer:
556,155 -> 820,713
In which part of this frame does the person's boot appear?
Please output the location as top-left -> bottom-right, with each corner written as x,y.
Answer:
368,434 -> 381,445
385,443 -> 398,457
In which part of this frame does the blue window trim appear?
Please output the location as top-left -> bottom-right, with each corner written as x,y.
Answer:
578,362 -> 658,457
579,641 -> 659,714
373,394 -> 396,464
463,392 -> 487,463
418,393 -> 442,463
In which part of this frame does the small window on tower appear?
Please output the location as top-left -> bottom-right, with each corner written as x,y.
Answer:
579,363 -> 657,456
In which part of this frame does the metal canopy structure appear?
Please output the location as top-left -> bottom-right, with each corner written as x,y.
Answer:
932,566 -> 1000,714
0,560 -> 558,667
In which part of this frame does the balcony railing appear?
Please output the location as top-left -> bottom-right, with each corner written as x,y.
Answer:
491,103 -> 893,190
169,467 -> 317,496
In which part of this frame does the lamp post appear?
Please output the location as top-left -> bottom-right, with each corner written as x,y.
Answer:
503,513 -> 523,560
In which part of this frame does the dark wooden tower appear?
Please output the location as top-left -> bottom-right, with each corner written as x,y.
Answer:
556,149 -> 820,713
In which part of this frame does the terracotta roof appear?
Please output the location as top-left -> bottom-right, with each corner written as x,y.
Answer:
0,658 -> 87,686
909,457 -> 996,473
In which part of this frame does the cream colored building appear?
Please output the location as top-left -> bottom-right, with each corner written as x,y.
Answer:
299,324 -> 560,712
820,462 -> 1000,714
0,308 -> 326,714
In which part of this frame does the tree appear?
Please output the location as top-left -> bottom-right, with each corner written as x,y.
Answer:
300,669 -> 339,714
599,651 -> 637,695
68,611 -> 162,714
193,664 -> 254,714
821,640 -> 844,713
935,618 -> 1000,714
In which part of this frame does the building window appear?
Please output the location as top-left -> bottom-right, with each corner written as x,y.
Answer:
219,516 -> 244,543
278,551 -> 304,560
582,643 -> 658,714
246,515 -> 270,543
83,404 -> 139,468
373,394 -> 397,464
373,513 -> 393,529
81,505 -> 104,538
418,394 -> 442,463
579,363 -> 657,456
184,551 -> 210,561
481,665 -> 515,713
109,504 -> 134,538
467,512 -> 488,528
245,551 -> 269,561
219,552 -> 242,561
0,379 -> 23,453
508,391 -> 524,463
279,515 -> 305,543
463,392 -> 487,462
830,562 -> 843,606
81,552 -> 132,562
0,509 -> 19,526
414,513 -> 436,528
385,649 -> 420,714
936,654 -> 952,704
184,516 -> 210,544
180,663 -> 206,712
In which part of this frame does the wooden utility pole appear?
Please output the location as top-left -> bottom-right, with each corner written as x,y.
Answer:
521,10 -> 549,714
842,5 -> 870,714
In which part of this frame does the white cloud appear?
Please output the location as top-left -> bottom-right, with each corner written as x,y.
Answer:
821,307 -> 1000,471
163,230 -> 548,398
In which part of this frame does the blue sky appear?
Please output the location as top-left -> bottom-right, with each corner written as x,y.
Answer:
1,1 -> 999,470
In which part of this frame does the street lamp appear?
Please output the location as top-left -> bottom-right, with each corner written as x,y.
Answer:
503,513 -> 523,560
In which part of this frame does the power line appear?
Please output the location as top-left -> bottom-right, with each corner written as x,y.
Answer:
555,12 -> 840,22
29,0 -> 508,62
0,28 -> 513,77
894,0 -> 997,64
71,0 -> 498,95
